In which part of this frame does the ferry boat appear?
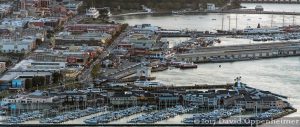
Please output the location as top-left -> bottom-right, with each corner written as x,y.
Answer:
179,63 -> 197,69
86,7 -> 100,18
169,61 -> 186,67
172,11 -> 184,15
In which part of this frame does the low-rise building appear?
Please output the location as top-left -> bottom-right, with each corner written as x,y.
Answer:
55,31 -> 112,46
157,93 -> 180,107
65,24 -> 121,35
207,3 -> 216,11
133,24 -> 160,34
11,59 -> 66,71
0,36 -> 36,53
1,18 -> 28,28
235,94 -> 288,110
0,71 -> 53,90
0,62 -> 6,73
64,1 -> 83,13
109,92 -> 138,106
32,46 -> 100,65
0,3 -> 12,17
2,90 -> 61,110
122,33 -> 159,49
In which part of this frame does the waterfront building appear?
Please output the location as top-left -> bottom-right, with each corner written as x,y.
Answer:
11,59 -> 66,71
0,71 -> 53,90
58,90 -> 87,106
109,92 -> 138,106
65,24 -> 121,35
32,46 -> 100,66
85,7 -> 100,19
122,33 -> 159,49
207,3 -> 216,11
2,90 -> 61,110
64,1 -> 83,13
183,94 -> 204,106
0,62 -> 6,73
55,31 -> 112,46
133,24 -> 160,34
0,36 -> 36,53
157,94 -> 180,107
235,94 -> 288,110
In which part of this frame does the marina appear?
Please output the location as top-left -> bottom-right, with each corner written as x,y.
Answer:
128,105 -> 196,123
5,111 -> 43,123
84,106 -> 155,124
38,107 -> 107,124
183,107 -> 244,124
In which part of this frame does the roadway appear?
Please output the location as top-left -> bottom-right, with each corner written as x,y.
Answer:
78,26 -> 132,85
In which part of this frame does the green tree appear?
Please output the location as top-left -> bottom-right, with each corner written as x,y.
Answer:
91,63 -> 101,79
52,72 -> 63,84
25,79 -> 33,90
32,76 -> 45,88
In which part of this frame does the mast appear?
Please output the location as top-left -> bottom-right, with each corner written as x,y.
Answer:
292,14 -> 295,26
282,13 -> 285,27
228,16 -> 231,31
221,14 -> 224,31
271,13 -> 274,27
235,14 -> 238,30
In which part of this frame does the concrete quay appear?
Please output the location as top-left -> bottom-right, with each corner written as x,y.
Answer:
175,41 -> 300,63
104,63 -> 142,79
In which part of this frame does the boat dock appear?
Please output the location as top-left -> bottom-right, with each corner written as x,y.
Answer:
215,10 -> 300,16
104,63 -> 142,79
175,41 -> 300,63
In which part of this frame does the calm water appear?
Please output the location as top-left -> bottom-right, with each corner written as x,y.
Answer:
152,57 -> 300,117
113,3 -> 300,117
3,3 -> 300,125
114,4 -> 300,31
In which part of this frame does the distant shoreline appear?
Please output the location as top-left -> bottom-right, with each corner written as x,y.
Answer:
112,9 -> 300,17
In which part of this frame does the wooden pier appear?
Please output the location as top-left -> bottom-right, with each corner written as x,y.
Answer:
176,41 -> 300,63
